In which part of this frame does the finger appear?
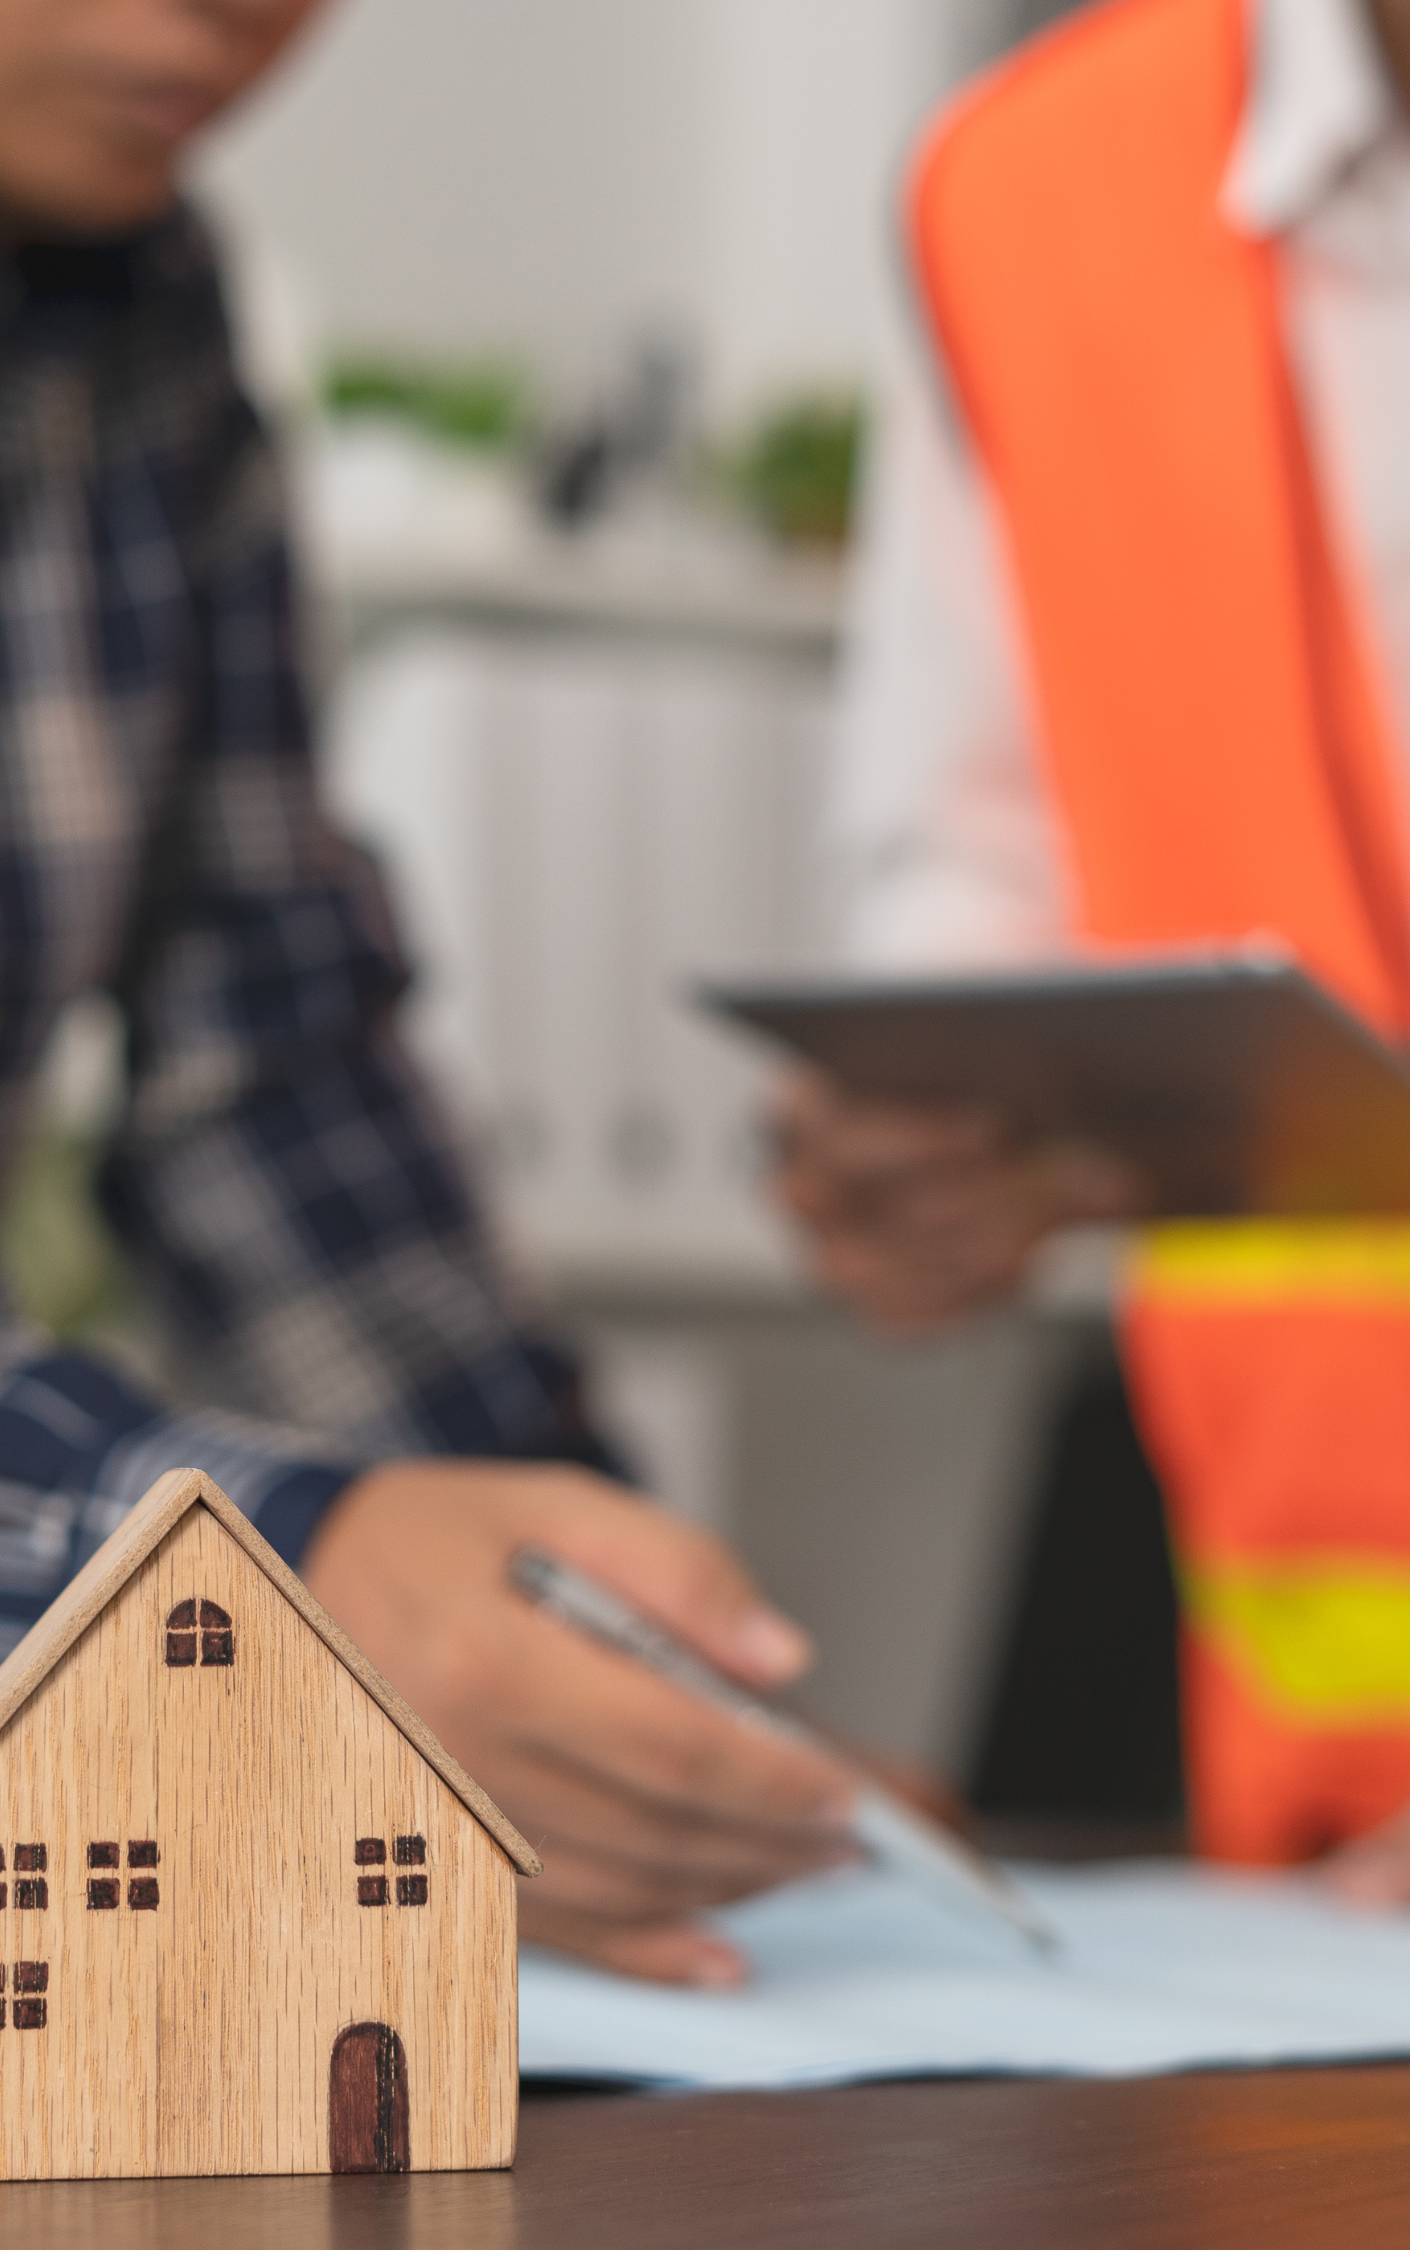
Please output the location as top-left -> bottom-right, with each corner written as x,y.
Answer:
475,1743 -> 857,1886
770,1070 -> 1005,1180
518,1894 -> 750,1988
773,1150 -> 860,1230
1031,1140 -> 1148,1223
806,1136 -> 1139,1247
778,1119 -> 1006,1212
809,1253 -> 976,1331
816,1105 -> 1005,1178
507,1615 -> 857,1831
812,1226 -> 1028,1326
767,1062 -> 840,1138
427,1589 -> 855,1844
516,1474 -> 815,1689
777,1145 -> 1004,1240
583,1925 -> 748,1988
789,1141 -> 1046,1256
1319,1838 -> 1410,1909
821,1738 -> 969,1830
851,1144 -> 1103,1238
519,1823 -> 853,1921
854,1150 -> 1103,1287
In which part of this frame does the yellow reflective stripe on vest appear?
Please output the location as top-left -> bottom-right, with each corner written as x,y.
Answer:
1181,1558 -> 1410,1722
1130,1222 -> 1410,1306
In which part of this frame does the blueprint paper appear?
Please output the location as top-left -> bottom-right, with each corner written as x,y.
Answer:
518,1861 -> 1410,2090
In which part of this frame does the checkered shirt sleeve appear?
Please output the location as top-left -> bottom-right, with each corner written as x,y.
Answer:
0,214 -> 612,1646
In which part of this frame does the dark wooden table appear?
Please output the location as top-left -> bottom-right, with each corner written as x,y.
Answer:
6,2067 -> 1410,2247
4,1824 -> 1401,2244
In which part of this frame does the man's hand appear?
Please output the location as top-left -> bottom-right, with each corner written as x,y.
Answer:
772,1066 -> 1143,1332
1320,1804 -> 1410,1909
300,1460 -> 857,1986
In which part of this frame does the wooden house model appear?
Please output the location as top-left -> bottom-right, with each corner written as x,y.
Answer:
0,1466 -> 540,2180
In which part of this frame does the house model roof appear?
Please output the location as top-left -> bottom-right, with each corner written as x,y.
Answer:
0,1465 -> 541,1878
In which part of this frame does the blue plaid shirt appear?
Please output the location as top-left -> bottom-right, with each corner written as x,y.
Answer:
0,207 -> 607,1651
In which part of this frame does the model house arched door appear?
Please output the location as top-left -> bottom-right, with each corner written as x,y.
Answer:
329,2023 -> 410,2173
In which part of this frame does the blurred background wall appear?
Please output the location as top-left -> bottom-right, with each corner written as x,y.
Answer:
201,0 -> 950,408
197,0 -> 1082,406
154,0 -> 1107,1785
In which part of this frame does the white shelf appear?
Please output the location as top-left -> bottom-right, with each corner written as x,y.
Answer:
296,425 -> 846,662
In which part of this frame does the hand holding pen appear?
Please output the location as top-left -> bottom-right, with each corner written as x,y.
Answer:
306,1459 -> 863,1987
512,1548 -> 1058,1956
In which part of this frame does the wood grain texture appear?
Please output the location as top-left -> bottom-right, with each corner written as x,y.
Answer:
0,1493 -> 519,2177
0,1471 -> 540,1878
3,2067 -> 1410,2248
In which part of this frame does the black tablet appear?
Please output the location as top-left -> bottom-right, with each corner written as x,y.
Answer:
697,953 -> 1410,1217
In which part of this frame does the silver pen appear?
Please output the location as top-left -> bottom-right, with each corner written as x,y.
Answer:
510,1547 -> 1059,1955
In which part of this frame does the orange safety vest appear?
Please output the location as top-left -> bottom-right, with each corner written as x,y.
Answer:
908,0 -> 1410,1862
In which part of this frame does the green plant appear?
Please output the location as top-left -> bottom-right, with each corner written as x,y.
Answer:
321,356 -> 535,454
728,392 -> 867,548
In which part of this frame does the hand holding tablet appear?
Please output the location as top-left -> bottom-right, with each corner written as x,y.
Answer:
700,950 -> 1410,1326
769,1066 -> 1142,1330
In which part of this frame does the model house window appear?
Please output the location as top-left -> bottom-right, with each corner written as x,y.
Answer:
86,1841 -> 160,1910
354,1836 -> 387,1903
87,1842 -> 120,1911
127,1841 -> 159,1909
353,1836 -> 426,1906
165,1599 -> 235,1667
395,1837 -> 428,1906
199,1601 -> 234,1665
14,1845 -> 46,1913
0,1960 -> 50,2028
165,1599 -> 197,1664
13,1961 -> 46,2029
353,1836 -> 385,1907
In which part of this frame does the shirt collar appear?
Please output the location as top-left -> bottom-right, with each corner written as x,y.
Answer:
1222,0 -> 1401,235
0,203 -> 208,333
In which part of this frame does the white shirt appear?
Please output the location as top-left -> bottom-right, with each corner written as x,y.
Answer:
836,0 -> 1410,969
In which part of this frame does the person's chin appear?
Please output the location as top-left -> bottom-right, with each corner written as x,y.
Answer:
0,148 -> 178,242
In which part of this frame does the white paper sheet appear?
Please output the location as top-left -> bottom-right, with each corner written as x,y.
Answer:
518,1860 -> 1410,2090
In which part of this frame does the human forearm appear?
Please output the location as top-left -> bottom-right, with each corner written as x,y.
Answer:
0,1340 -> 358,1653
